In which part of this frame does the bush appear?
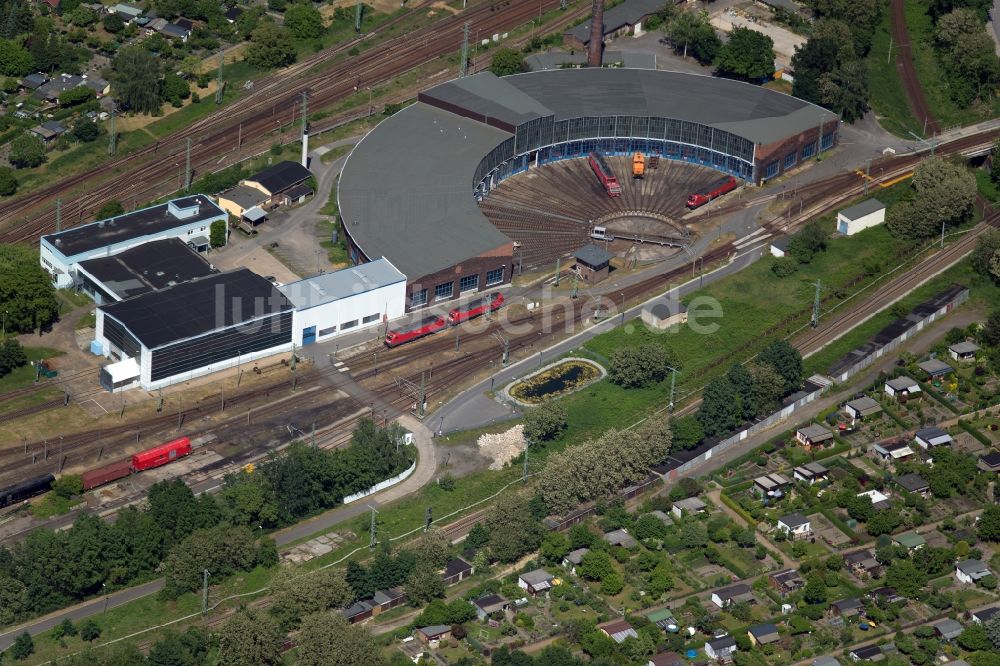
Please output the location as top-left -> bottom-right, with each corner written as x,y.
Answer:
523,403 -> 568,442
437,474 -> 456,491
52,475 -> 83,499
609,344 -> 677,389
771,256 -> 798,277
79,619 -> 101,642
10,632 -> 33,660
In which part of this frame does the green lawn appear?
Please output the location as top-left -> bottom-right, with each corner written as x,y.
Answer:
975,169 -> 1000,204
0,347 -> 63,393
867,10 -> 923,138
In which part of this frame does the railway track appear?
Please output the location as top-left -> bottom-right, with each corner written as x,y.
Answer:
889,0 -> 940,136
0,0 -> 582,245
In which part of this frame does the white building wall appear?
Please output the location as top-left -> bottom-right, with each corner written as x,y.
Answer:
837,208 -> 886,236
290,281 -> 406,346
142,339 -> 293,391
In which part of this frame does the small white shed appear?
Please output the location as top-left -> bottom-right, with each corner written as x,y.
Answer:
836,199 -> 886,236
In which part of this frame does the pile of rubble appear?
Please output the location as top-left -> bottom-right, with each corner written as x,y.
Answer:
477,424 -> 526,470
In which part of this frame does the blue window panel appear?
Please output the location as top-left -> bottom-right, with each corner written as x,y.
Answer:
821,132 -> 834,150
801,143 -> 815,159
784,152 -> 797,169
434,282 -> 454,301
411,289 -> 427,307
765,161 -> 779,179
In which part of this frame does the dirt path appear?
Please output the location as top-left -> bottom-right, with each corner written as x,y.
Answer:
706,487 -> 797,570
889,0 -> 941,134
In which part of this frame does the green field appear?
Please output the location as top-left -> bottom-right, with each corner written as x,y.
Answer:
867,10 -> 923,138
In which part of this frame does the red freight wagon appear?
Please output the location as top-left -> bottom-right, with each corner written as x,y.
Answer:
131,437 -> 192,472
686,175 -> 737,209
384,315 -> 447,347
588,152 -> 622,197
82,459 -> 132,491
447,293 -> 504,325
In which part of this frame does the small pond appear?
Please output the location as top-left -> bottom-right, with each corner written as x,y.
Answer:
504,358 -> 605,406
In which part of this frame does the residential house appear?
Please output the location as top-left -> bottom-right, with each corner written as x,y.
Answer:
892,532 -> 926,551
857,489 -> 891,511
769,569 -> 804,598
372,587 -> 406,614
793,462 -> 830,484
441,557 -> 473,585
160,22 -> 190,40
868,587 -> 905,605
895,472 -> 929,495
671,497 -> 707,518
242,160 -> 313,206
844,396 -> 882,423
562,547 -> 588,574
30,121 -> 66,143
343,599 -> 376,624
748,623 -> 780,646
415,625 -> 452,646
978,451 -> 1000,472
20,73 -> 48,91
705,635 -> 737,662
917,358 -> 953,379
646,608 -> 678,632
849,645 -> 884,662
518,569 -> 554,596
35,73 -> 106,102
969,606 -> 1000,624
796,423 -> 835,449
472,594 -> 508,621
870,440 -> 916,463
604,528 -> 638,549
649,652 -> 685,666
884,376 -> 921,400
753,473 -> 792,499
955,559 -> 992,585
933,618 -> 964,641
777,513 -> 812,539
599,619 -> 639,644
845,549 -> 882,579
948,341 -> 979,361
914,427 -> 953,449
831,597 -> 864,617
711,583 -> 753,609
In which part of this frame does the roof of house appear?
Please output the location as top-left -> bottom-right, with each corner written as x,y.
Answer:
832,597 -> 863,612
519,568 -> 554,586
893,533 -> 926,549
915,427 -> 951,443
795,462 -> 829,478
160,23 -> 189,37
749,623 -> 779,639
779,513 -> 810,529
650,509 -> 671,522
770,569 -> 803,587
78,238 -> 215,300
565,0 -> 664,44
917,358 -> 953,376
949,341 -> 980,354
813,657 -> 841,666
246,160 -> 311,194
574,243 -> 614,267
715,583 -> 751,600
372,587 -> 404,605
442,558 -> 472,577
838,198 -> 885,221
646,608 -> 677,624
896,473 -> 928,493
22,73 -> 47,88
283,182 -> 314,200
755,473 -> 792,489
219,184 -> 269,209
934,618 -> 964,638
846,396 -> 882,414
600,618 -> 637,640
40,120 -> 66,133
957,559 -> 991,576
43,195 -> 224,259
650,652 -> 685,666
886,376 -> 920,391
673,497 -> 707,511
858,489 -> 891,507
603,528 -> 638,548
343,599 -> 375,617
972,606 -> 1000,621
278,258 -> 405,310
564,547 -> 589,565
100,268 -> 293,349
708,635 -> 737,650
224,5 -> 243,19
799,423 -> 834,441
851,645 -> 883,659
418,624 -> 452,638
979,451 -> 1000,469
473,594 -> 507,610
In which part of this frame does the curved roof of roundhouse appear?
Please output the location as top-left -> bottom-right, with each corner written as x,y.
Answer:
338,69 -> 837,281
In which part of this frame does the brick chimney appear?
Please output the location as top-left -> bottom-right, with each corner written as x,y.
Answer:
587,0 -> 604,67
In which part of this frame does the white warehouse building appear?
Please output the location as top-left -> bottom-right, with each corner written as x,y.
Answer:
836,198 -> 885,236
278,258 -> 406,346
40,195 -> 227,289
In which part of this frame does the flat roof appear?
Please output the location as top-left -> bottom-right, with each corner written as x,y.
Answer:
279,258 -> 405,310
78,238 -> 215,299
220,185 -> 268,209
798,423 -> 833,440
565,0 -> 665,44
838,198 -> 885,221
950,341 -> 979,354
247,160 -> 311,194
43,195 -> 223,259
100,268 -> 293,349
918,358 -> 952,375
779,513 -> 810,528
575,243 -> 613,266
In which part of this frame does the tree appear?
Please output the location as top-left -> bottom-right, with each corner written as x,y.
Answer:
103,11 -> 125,33
609,344 -> 676,388
670,415 -> 704,450
72,118 -> 100,143
523,403 -> 568,443
162,525 -> 259,597
634,513 -> 668,541
112,46 -> 162,114
148,627 -> 210,666
958,624 -> 992,652
58,84 -> 93,107
747,362 -> 785,416
52,474 -> 83,499
210,219 -> 227,248
540,531 -> 571,562
714,27 -> 774,81
803,573 -> 827,604
667,9 -> 720,63
984,615 -> 1000,649
979,504 -> 1000,541
96,201 -> 125,220
680,521 -> 708,548
297,611 -> 385,666
9,631 -> 33,660
791,37 -> 841,104
0,576 -> 27,626
246,21 -> 296,69
887,158 -> 976,239
269,568 -> 353,630
819,59 -> 870,122
771,256 -> 798,277
284,2 -> 324,39
0,244 -> 59,334
79,618 -> 101,641
486,490 -> 543,562
787,222 -> 828,264
404,561 -> 445,604
490,47 -> 527,76
409,528 -> 451,568
726,363 -> 757,422
466,522 -> 490,550
885,559 -> 927,598
936,8 -> 984,46
217,607 -> 283,666
55,618 -> 77,639
578,549 -> 614,581
9,133 -> 46,169
160,71 -> 190,107
0,167 -> 16,197
758,339 -> 802,395
0,39 -> 33,76
698,375 -> 741,437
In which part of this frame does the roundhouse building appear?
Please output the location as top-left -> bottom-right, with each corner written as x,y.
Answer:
339,69 -> 838,309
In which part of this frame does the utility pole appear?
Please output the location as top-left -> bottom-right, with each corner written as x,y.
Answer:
571,271 -> 578,299
522,438 -> 532,482
493,332 -> 509,365
460,21 -> 470,77
418,371 -> 426,417
214,54 -> 224,104
554,257 -> 561,286
55,198 -> 61,233
887,36 -> 893,65
184,138 -> 192,191
941,219 -> 946,249
424,506 -> 432,531
863,159 -> 871,195
201,570 -> 210,613
668,366 -> 678,412
368,505 -> 379,548
311,422 -> 316,448
811,279 -> 821,328
108,103 -> 116,156
355,0 -> 362,32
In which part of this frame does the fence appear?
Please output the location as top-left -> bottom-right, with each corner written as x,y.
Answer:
342,459 -> 417,504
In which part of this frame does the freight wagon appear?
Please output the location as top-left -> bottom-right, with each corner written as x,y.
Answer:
588,152 -> 621,197
385,315 -> 447,347
131,436 -> 192,471
447,293 -> 504,325
82,459 -> 132,491
0,473 -> 55,509
686,175 -> 737,209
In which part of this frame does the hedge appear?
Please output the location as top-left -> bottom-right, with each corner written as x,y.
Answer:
919,381 -> 959,414
957,420 -> 991,447
881,401 -> 907,428
818,507 -> 857,543
719,491 -> 756,527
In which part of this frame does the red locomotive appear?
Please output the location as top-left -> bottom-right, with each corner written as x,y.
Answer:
588,152 -> 621,197
384,315 -> 447,347
447,293 -> 504,325
686,175 -> 737,208
131,436 -> 192,472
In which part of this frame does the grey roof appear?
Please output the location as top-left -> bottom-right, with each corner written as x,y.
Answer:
525,50 -> 657,71
761,0 -> 802,11
22,73 -> 47,88
443,557 -> 472,577
813,657 -> 841,666
838,198 -> 885,221
372,587 -> 404,605
886,376 -> 919,391
474,594 -> 507,611
160,23 -> 189,37
418,624 -> 452,637
564,547 -> 589,564
715,583 -> 751,600
917,358 -> 952,376
949,341 -> 979,354
708,636 -> 737,650
846,396 -> 881,415
915,427 -> 951,443
957,559 -> 990,575
574,243 -> 613,267
802,461 -> 828,474
673,497 -> 706,511
934,618 -> 964,638
78,238 -> 215,300
338,102 -> 513,281
799,423 -> 833,441
246,160 -> 311,194
749,623 -> 779,640
565,0 -> 665,44
604,528 -> 638,548
40,121 -> 66,133
971,606 -> 1000,621
279,258 -> 405,310
980,451 -> 1000,468
519,568 -> 553,585
896,473 -> 928,493
832,597 -> 863,611
779,513 -> 810,529
418,73 -> 552,129
243,206 -> 267,223
220,185 -> 268,209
